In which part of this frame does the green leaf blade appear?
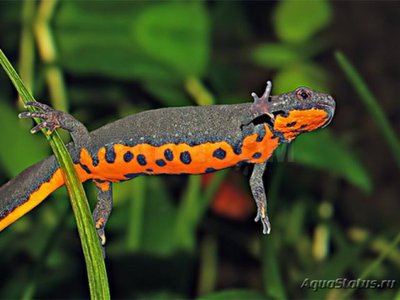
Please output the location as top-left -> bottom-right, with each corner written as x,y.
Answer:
56,2 -> 210,81
0,101 -> 48,177
335,51 -> 400,169
252,43 -> 300,69
0,49 -> 110,300
293,130 -> 372,193
274,0 -> 332,43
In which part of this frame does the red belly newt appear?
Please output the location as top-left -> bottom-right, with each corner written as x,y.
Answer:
0,81 -> 335,249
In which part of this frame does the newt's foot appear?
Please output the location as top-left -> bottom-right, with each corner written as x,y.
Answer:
95,218 -> 107,245
18,101 -> 63,134
250,81 -> 274,120
95,217 -> 107,258
95,227 -> 107,258
93,182 -> 113,259
255,204 -> 271,234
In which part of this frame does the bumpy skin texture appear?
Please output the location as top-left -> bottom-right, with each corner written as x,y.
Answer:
0,82 -> 335,247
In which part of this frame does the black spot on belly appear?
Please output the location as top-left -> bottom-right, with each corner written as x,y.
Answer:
252,152 -> 262,159
286,121 -> 297,127
94,178 -> 106,183
123,151 -> 134,162
137,154 -> 147,166
164,149 -> 174,161
180,151 -> 191,164
92,155 -> 99,167
146,168 -> 153,172
156,159 -> 166,167
205,167 -> 216,173
213,148 -> 226,160
124,173 -> 147,179
105,145 -> 116,163
256,126 -> 266,142
124,173 -> 138,179
79,163 -> 92,174
233,141 -> 243,155
300,124 -> 307,129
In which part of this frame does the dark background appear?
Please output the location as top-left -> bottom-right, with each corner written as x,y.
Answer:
0,1 -> 398,299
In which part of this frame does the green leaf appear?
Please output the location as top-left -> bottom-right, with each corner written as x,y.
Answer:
339,232 -> 400,299
174,170 -> 229,252
0,49 -> 110,300
261,236 -> 287,300
198,289 -> 265,300
293,130 -> 372,193
126,177 -> 146,252
306,233 -> 368,299
0,101 -> 48,177
56,2 -> 210,81
174,175 -> 201,252
273,0 -> 332,43
141,177 -> 178,255
274,63 -> 329,93
335,51 -> 400,169
143,81 -> 191,107
110,177 -> 178,256
132,2 -> 210,76
252,43 -> 301,69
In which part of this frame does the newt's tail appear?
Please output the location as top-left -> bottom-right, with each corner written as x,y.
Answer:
0,155 -> 65,231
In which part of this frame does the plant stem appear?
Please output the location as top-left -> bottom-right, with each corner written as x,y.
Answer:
340,232 -> 400,299
34,0 -> 68,111
335,51 -> 400,169
19,0 -> 36,95
0,49 -> 110,300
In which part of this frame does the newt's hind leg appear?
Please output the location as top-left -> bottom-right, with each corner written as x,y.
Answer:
93,180 -> 113,256
249,162 -> 271,234
18,101 -> 91,148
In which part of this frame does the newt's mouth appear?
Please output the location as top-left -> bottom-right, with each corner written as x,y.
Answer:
316,100 -> 336,128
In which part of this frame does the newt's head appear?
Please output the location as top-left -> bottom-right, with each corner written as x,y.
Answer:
251,82 -> 336,141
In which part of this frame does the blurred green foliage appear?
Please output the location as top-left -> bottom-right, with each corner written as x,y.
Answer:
294,131 -> 372,193
252,0 -> 331,92
0,100 -> 48,176
273,0 -> 332,43
56,2 -> 209,81
0,1 -> 398,299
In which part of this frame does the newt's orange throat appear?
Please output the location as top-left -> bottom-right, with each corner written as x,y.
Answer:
273,109 -> 330,141
0,81 -> 335,244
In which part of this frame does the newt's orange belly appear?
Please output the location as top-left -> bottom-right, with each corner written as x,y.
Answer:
79,124 -> 279,182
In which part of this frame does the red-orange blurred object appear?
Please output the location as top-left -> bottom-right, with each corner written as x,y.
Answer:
202,173 -> 254,220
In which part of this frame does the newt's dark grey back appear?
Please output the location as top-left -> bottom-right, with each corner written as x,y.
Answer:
89,103 -> 255,150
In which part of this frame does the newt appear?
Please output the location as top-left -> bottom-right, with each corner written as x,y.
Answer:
0,81 -> 335,249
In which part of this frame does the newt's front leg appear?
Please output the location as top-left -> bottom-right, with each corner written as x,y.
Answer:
18,101 -> 91,149
249,162 -> 271,234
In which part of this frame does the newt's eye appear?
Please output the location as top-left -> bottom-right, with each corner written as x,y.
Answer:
296,88 -> 311,100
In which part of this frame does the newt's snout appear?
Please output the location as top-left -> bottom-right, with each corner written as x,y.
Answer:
317,94 -> 335,128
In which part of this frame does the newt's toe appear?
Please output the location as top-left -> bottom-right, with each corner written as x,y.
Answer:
255,206 -> 271,234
